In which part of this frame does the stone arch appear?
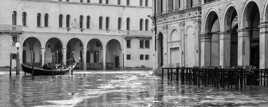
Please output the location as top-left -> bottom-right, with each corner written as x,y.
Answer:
22,37 -> 42,66
66,38 -> 83,69
242,1 -> 260,67
106,39 -> 122,69
264,1 -> 268,21
45,38 -> 63,65
205,11 -> 221,66
87,38 -> 103,70
224,6 -> 239,67
169,29 -> 180,41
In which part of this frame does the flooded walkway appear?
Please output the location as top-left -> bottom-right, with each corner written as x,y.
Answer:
1,71 -> 268,107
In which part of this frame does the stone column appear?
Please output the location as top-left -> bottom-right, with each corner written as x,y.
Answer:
219,32 -> 230,68
62,48 -> 66,65
83,47 -> 87,70
41,48 -> 45,66
200,33 -> 211,66
103,46 -> 106,70
238,28 -> 250,66
260,22 -> 268,69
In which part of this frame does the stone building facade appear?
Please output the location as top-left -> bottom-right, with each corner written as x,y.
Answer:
155,0 -> 268,69
154,0 -> 201,68
0,0 -> 155,70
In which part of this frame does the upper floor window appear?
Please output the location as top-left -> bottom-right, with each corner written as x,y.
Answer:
105,17 -> 110,30
87,0 -> 90,3
86,16 -> 90,29
99,16 -> 103,29
80,15 -> 84,29
140,0 -> 143,6
140,54 -> 144,60
145,19 -> 149,31
105,0 -> 109,4
80,0 -> 83,3
126,54 -> 131,60
12,11 -> 17,25
118,17 -> 122,30
66,14 -> 70,28
187,0 -> 193,8
22,12 -> 27,26
126,17 -> 130,30
66,0 -> 69,2
126,39 -> 131,48
139,19 -> 143,31
140,39 -> 150,48
126,0 -> 130,6
59,14 -> 63,28
140,40 -> 144,48
44,13 -> 49,27
145,40 -> 150,48
99,0 -> 102,4
117,0 -> 121,5
145,55 -> 149,60
145,0 -> 148,6
37,13 -> 42,27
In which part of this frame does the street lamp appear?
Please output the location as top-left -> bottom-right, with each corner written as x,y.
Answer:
15,42 -> 20,75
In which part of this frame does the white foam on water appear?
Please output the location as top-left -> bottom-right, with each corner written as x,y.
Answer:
73,70 -> 153,75
37,71 -> 156,107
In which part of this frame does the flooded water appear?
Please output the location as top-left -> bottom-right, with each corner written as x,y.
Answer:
1,71 -> 268,107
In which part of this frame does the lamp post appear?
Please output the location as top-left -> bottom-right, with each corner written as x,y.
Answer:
15,42 -> 20,75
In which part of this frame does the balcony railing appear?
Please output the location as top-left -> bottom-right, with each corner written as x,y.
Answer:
0,25 -> 23,34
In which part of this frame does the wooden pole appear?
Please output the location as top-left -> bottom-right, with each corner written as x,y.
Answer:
31,46 -> 34,76
9,54 -> 12,76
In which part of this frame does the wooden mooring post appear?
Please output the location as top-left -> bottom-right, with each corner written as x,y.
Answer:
160,66 -> 268,90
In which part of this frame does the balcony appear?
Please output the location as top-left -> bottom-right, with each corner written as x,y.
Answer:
124,30 -> 153,39
0,25 -> 23,35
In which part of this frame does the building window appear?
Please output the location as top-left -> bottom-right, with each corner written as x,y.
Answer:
145,55 -> 149,60
80,15 -> 84,29
66,14 -> 70,28
118,17 -> 122,30
99,16 -> 103,30
105,0 -> 109,4
117,0 -> 121,5
145,19 -> 149,31
126,17 -> 130,30
80,0 -> 83,3
37,13 -> 41,27
127,54 -> 131,60
106,17 -> 110,30
86,16 -> 90,29
139,19 -> 143,31
59,14 -> 63,28
87,0 -> 90,3
145,0 -> 148,6
126,0 -> 130,6
99,0 -> 102,4
126,40 -> 131,48
22,12 -> 27,26
140,54 -> 144,60
12,11 -> 17,25
44,13 -> 49,27
140,0 -> 143,6
145,40 -> 150,48
66,0 -> 69,2
140,40 -> 144,48
187,0 -> 193,8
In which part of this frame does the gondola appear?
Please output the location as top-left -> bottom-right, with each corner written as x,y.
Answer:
21,63 -> 77,76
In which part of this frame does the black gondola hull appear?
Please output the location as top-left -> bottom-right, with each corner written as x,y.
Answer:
22,64 -> 74,76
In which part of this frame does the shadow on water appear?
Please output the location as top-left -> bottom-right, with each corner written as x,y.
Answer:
1,71 -> 268,107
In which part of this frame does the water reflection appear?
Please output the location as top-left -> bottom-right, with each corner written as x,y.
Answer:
0,71 -> 268,107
